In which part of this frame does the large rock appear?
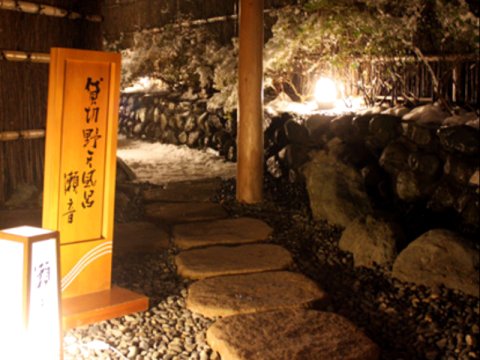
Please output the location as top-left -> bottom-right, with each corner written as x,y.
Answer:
367,114 -> 402,149
207,309 -> 380,360
339,216 -> 402,268
402,122 -> 438,148
303,151 -> 372,227
437,125 -> 479,155
186,271 -> 328,318
394,170 -> 426,202
379,141 -> 410,175
407,152 -> 441,180
443,155 -> 477,185
330,115 -> 356,142
145,202 -> 227,223
175,244 -> 293,279
284,119 -> 310,144
278,144 -> 310,171
392,229 -> 479,297
173,217 -> 272,250
402,104 -> 449,126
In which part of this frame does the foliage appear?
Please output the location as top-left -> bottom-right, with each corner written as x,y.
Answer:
106,25 -> 227,92
107,0 -> 478,112
265,0 -> 478,79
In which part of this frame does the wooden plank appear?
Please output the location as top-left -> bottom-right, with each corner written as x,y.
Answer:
237,0 -> 264,204
62,286 -> 149,330
43,48 -> 120,297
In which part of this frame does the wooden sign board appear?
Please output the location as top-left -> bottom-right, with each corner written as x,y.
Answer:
43,48 -> 147,329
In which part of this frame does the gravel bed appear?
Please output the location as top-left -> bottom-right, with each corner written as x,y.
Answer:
64,176 -> 479,360
215,177 -> 480,360
63,250 -> 218,360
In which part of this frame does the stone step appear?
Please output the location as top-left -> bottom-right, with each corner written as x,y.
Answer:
114,221 -> 169,255
206,309 -> 380,360
173,217 -> 272,250
175,244 -> 293,279
143,178 -> 221,203
145,202 -> 227,224
186,271 -> 328,318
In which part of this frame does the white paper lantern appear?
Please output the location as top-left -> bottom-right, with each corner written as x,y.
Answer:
0,226 -> 62,360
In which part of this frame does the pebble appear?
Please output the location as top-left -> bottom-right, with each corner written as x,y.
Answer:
63,251 -> 215,360
217,177 -> 480,360
62,179 -> 480,360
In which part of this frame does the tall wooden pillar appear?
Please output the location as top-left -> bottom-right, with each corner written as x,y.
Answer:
237,0 -> 264,203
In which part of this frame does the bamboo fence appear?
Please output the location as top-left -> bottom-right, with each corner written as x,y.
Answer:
0,1 -> 101,205
0,0 -> 102,22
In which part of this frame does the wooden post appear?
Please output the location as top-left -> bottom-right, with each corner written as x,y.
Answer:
237,0 -> 264,203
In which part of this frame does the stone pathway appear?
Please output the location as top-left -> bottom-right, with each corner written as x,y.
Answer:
1,178 -> 380,359
144,178 -> 381,360
175,243 -> 293,279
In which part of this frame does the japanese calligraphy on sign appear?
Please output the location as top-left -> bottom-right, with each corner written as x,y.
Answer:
43,48 -> 120,298
43,50 -> 119,246
61,77 -> 104,224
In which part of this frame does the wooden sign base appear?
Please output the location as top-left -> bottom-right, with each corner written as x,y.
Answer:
62,286 -> 148,330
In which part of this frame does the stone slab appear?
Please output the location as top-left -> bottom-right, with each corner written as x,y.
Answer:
207,309 -> 380,360
113,221 -> 169,255
145,202 -> 227,224
143,178 -> 221,203
173,217 -> 272,250
175,244 -> 293,279
186,271 -> 328,318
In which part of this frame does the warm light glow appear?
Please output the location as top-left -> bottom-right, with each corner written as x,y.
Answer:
2,225 -> 53,237
0,227 -> 61,360
314,77 -> 338,104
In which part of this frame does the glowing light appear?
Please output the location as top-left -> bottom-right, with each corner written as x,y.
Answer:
314,77 -> 338,105
0,226 -> 62,360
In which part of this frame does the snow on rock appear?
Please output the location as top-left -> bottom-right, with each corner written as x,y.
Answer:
117,138 -> 236,185
123,76 -> 170,94
402,104 -> 449,125
444,112 -> 479,128
381,105 -> 410,117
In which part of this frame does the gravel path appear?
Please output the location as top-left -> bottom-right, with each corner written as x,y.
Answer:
63,176 -> 479,360
216,177 -> 480,360
63,251 -> 218,360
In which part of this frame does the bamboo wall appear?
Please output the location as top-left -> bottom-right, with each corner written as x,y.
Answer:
102,0 -> 293,48
0,1 -> 102,205
356,56 -> 480,108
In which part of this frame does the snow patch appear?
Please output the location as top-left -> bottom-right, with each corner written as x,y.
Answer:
117,138 -> 236,185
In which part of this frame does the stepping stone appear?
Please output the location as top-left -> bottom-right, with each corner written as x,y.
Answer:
173,217 -> 272,250
143,178 -> 221,203
114,221 -> 169,255
186,271 -> 328,318
175,244 -> 293,279
145,202 -> 227,223
206,309 -> 380,360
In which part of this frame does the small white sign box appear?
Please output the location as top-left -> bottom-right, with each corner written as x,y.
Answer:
0,226 -> 62,360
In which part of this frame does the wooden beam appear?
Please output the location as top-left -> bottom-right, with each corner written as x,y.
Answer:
237,0 -> 264,204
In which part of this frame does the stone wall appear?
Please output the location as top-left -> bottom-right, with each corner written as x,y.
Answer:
264,105 -> 479,241
119,93 -> 237,161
